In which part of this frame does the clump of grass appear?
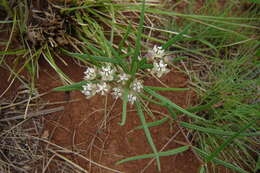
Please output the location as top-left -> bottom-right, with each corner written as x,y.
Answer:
160,0 -> 260,172
0,0 -> 162,87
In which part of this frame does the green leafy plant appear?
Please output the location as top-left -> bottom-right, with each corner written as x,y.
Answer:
53,1 -> 200,171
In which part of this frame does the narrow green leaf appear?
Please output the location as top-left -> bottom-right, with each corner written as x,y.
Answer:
162,23 -> 192,50
118,21 -> 132,51
146,86 -> 189,91
180,122 -> 260,137
199,165 -> 205,173
139,63 -> 153,70
0,20 -> 13,24
53,81 -> 91,91
131,0 -> 145,73
144,87 -> 205,120
135,100 -> 161,171
247,0 -> 260,4
61,49 -> 120,64
0,49 -> 26,55
167,106 -> 177,120
43,48 -> 72,84
186,99 -> 218,113
206,121 -> 255,162
119,89 -> 129,126
139,93 -> 164,106
117,146 -> 189,165
135,117 -> 169,130
193,147 -> 249,173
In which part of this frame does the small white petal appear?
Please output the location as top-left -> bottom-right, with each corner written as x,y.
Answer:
118,73 -> 130,84
131,79 -> 143,93
152,45 -> 165,58
151,60 -> 169,78
100,65 -> 115,81
84,67 -> 96,80
128,93 -> 137,105
81,83 -> 97,98
96,82 -> 110,95
111,87 -> 122,99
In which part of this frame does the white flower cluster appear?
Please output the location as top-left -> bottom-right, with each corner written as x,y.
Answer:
81,64 -> 142,104
81,45 -> 169,104
148,45 -> 170,78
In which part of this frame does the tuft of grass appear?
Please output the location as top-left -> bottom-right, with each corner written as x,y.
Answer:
161,0 -> 260,172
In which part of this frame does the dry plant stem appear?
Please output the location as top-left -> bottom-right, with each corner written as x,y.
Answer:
87,98 -> 115,172
24,95 -> 32,119
150,73 -> 169,88
177,122 -> 204,165
45,107 -> 71,150
48,148 -> 90,173
33,136 -> 122,173
140,130 -> 181,173
1,14 -> 16,65
78,109 -> 104,127
36,99 -> 81,106
98,99 -> 118,168
103,95 -> 108,129
0,119 -> 28,138
0,106 -> 64,121
42,154 -> 56,173
0,77 -> 15,98
0,91 -> 50,110
0,158 -> 26,172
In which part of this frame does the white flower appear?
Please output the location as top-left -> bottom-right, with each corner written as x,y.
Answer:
131,79 -> 143,93
151,60 -> 170,78
81,83 -> 97,98
117,73 -> 130,84
84,67 -> 96,80
99,65 -> 115,81
111,87 -> 122,99
128,93 -> 137,105
96,82 -> 110,95
152,45 -> 165,58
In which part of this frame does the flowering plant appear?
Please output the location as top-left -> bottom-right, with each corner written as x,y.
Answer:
79,45 -> 169,104
54,1 -> 203,171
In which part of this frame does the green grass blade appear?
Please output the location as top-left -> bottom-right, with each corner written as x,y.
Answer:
117,146 -> 189,165
146,86 -> 189,91
118,22 -> 132,51
104,40 -> 129,73
167,106 -> 177,120
162,23 -> 192,49
246,0 -> 260,4
193,147 -> 249,173
0,20 -> 13,24
53,81 -> 92,91
180,122 -> 260,137
206,121 -> 256,162
43,47 -> 72,84
131,0 -> 145,74
139,93 -> 164,106
144,87 -> 205,120
0,49 -> 26,55
61,48 -> 120,64
119,89 -> 129,126
135,117 -> 169,130
199,165 -> 205,173
135,100 -> 161,171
